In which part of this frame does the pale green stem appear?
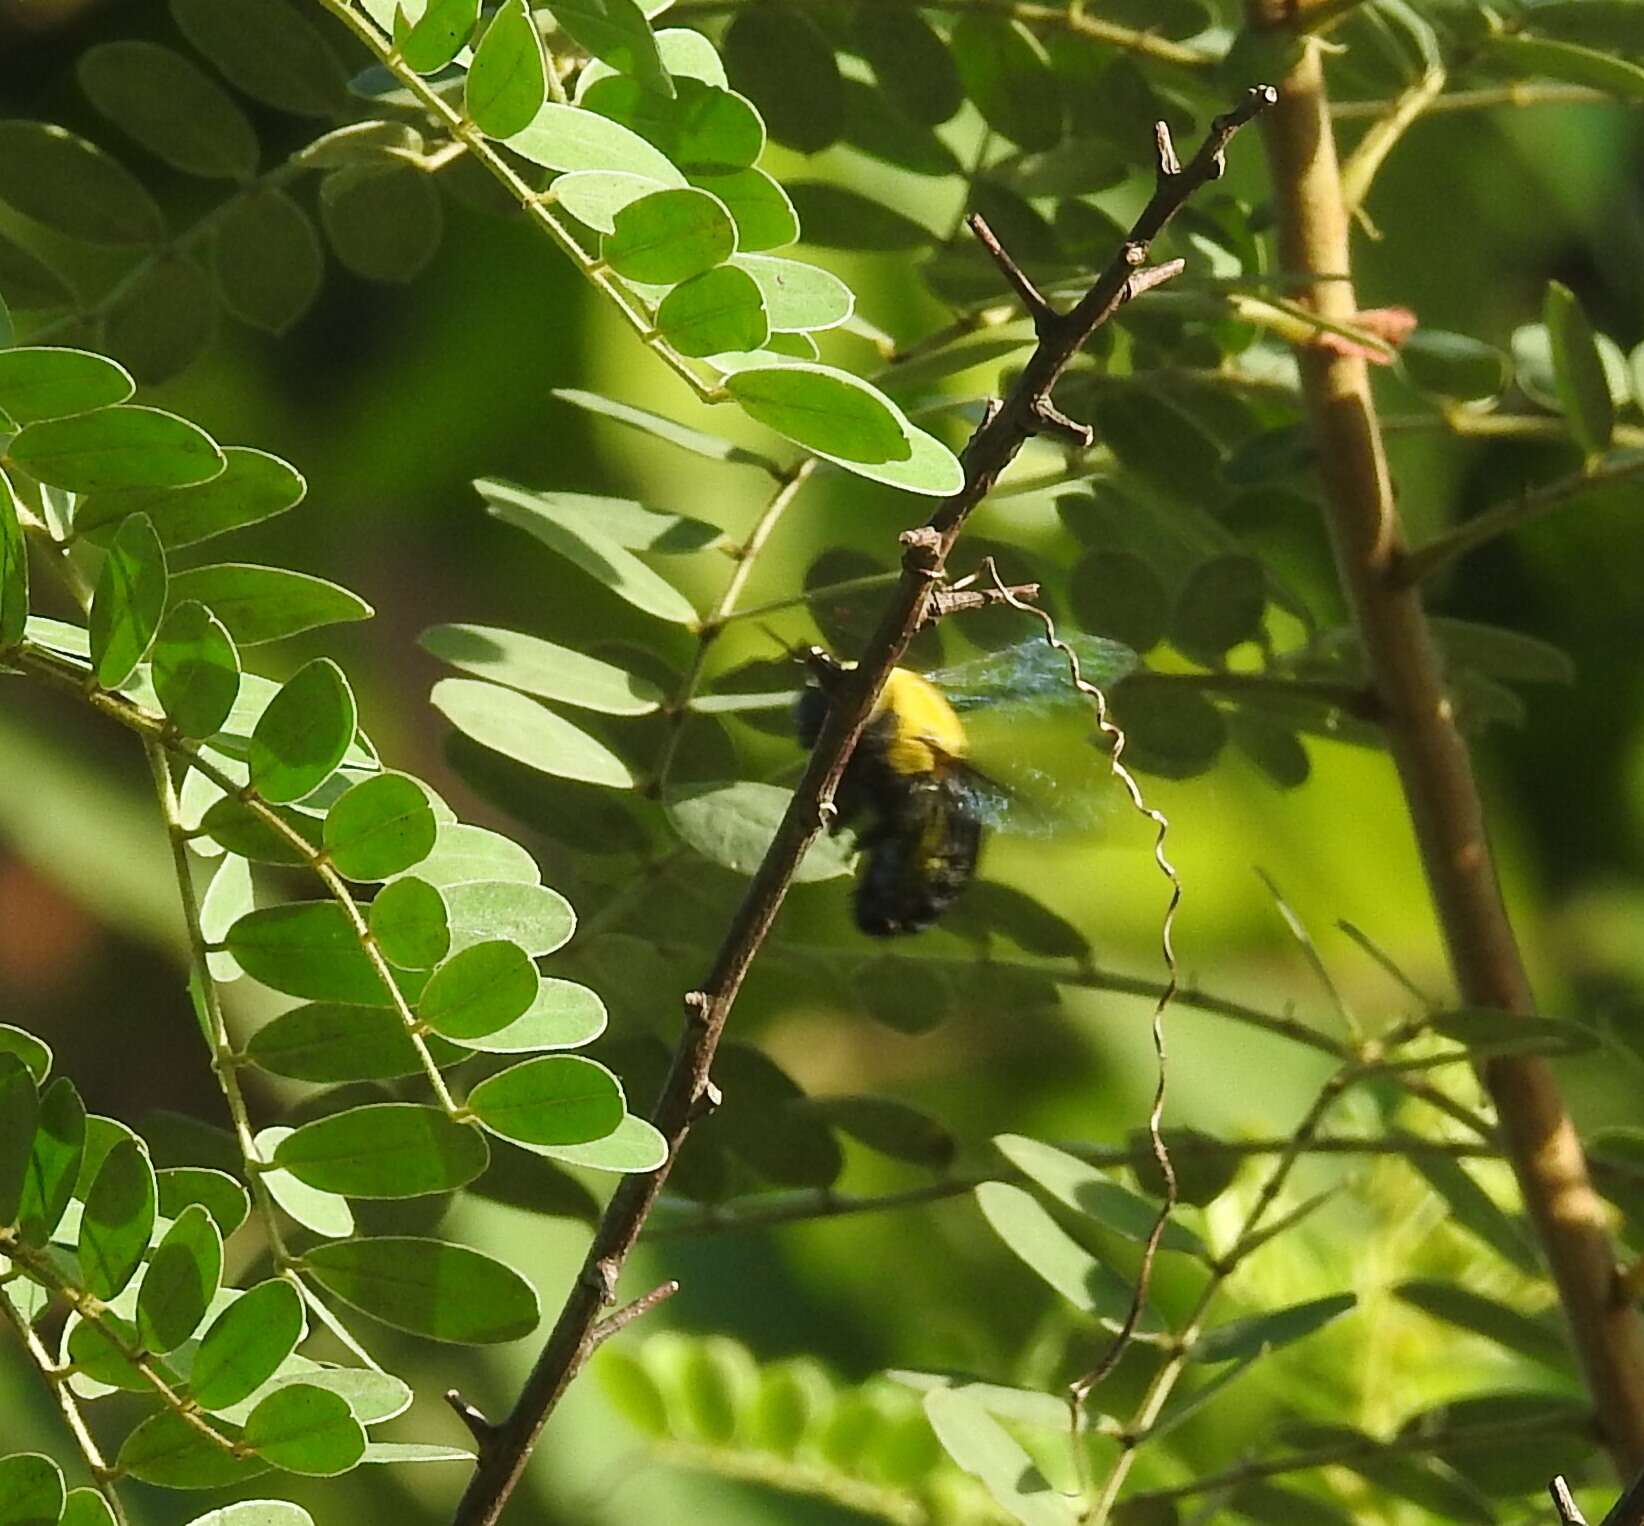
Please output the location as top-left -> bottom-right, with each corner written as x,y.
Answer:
0,1285 -> 129,1523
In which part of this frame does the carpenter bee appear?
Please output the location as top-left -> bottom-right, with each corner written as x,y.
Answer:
797,647 -> 986,936
795,634 -> 1134,935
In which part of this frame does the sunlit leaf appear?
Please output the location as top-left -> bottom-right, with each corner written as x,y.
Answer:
137,1202 -> 223,1352
466,0 -> 547,138
190,1279 -> 307,1410
508,102 -> 685,183
0,1051 -> 38,1229
466,1054 -> 625,1145
10,406 -> 224,493
275,1102 -> 488,1199
300,1235 -> 539,1343
431,677 -> 635,789
78,1135 -> 157,1299
1192,1292 -> 1356,1364
153,600 -> 240,738
974,1181 -> 1144,1324
665,781 -> 853,881
245,1383 -> 366,1476
249,658 -> 358,803
0,347 -> 133,425
923,1387 -> 1080,1526
323,771 -> 438,880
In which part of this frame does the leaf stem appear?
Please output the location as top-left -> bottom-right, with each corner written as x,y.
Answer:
0,1285 -> 129,1524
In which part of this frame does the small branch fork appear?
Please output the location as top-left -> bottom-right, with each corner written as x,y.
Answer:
447,86 -> 1275,1526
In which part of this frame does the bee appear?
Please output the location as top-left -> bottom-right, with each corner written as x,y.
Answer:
796,647 -> 985,936
792,634 -> 1137,936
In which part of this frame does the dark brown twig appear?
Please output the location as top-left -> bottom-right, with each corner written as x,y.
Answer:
589,1280 -> 680,1352
1600,1462 -> 1644,1526
448,86 -> 1274,1526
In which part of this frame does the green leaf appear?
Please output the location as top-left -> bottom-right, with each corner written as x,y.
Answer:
258,1125 -> 355,1237
168,563 -> 371,646
87,511 -> 167,688
475,479 -> 722,554
0,1025 -> 50,1084
1230,712 -> 1311,790
1393,1279 -> 1571,1371
117,1410 -> 265,1489
420,622 -> 662,714
1400,330 -> 1511,403
1108,686 -> 1227,779
179,1504 -> 314,1526
1171,554 -> 1267,663
323,772 -> 437,879
369,877 -> 451,968
1512,320 -> 1630,414
407,822 -> 540,890
1428,617 -> 1576,685
1544,279 -> 1615,456
850,7 -> 962,125
75,447 -> 306,550
249,658 -> 358,804
589,77 -> 761,176
431,678 -> 635,789
300,1235 -> 540,1343
274,1103 -> 487,1198
665,781 -> 853,881
319,164 -> 443,283
1431,1007 -> 1595,1058
657,264 -> 769,357
102,255 -> 216,383
170,0 -> 347,115
441,875 -> 574,955
245,1384 -> 366,1476
152,600 -> 240,738
723,4 -> 843,152
994,1135 -> 1204,1256
399,0 -> 479,74
466,0 -> 547,137
448,976 -> 605,1053
10,406 -> 224,493
0,121 -> 164,245
530,1111 -> 666,1172
950,14 -> 1062,151
0,475 -> 26,651
507,102 -> 685,183
1485,32 -> 1644,101
724,360 -> 903,461
923,1388 -> 1080,1526
802,1095 -> 955,1169
18,1076 -> 85,1246
199,796 -> 320,866
604,186 -> 736,285
0,1454 -> 64,1526
552,169 -> 669,233
892,1371 -> 1070,1431
0,1051 -> 38,1228
418,939 -> 539,1039
0,347 -> 133,425
137,1202 -> 223,1352
1192,1292 -> 1356,1364
841,77 -> 961,178
78,41 -> 259,179
784,181 -> 934,250
247,1002 -> 453,1081
226,902 -> 386,1004
688,168 -> 796,252
731,254 -> 852,333
547,387 -> 775,470
66,1308 -> 162,1391
190,1279 -> 307,1410
78,1136 -> 157,1299
1407,1149 -> 1540,1273
60,1489 -> 117,1526
466,1054 -> 625,1146
974,1182 -> 1144,1324
545,0 -> 671,96
1069,551 -> 1167,654
213,189 -> 324,335
156,1165 -> 249,1238
481,480 -> 702,621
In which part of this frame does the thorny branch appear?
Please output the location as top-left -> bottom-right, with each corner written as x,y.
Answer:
447,85 -> 1276,1526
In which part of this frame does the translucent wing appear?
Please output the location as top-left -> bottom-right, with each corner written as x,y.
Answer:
922,634 -> 1138,714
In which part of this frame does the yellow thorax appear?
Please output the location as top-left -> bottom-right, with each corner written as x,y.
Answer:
873,668 -> 968,776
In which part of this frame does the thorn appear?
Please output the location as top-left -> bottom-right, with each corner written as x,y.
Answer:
683,990 -> 712,1028
590,1280 -> 681,1352
688,1078 -> 722,1123
444,1389 -> 499,1448
1124,259 -> 1187,303
966,212 -> 1059,332
1029,397 -> 1094,449
1549,1476 -> 1588,1526
1154,120 -> 1181,179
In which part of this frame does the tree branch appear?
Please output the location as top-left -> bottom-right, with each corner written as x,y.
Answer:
447,85 -> 1275,1526
1249,16 -> 1644,1473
